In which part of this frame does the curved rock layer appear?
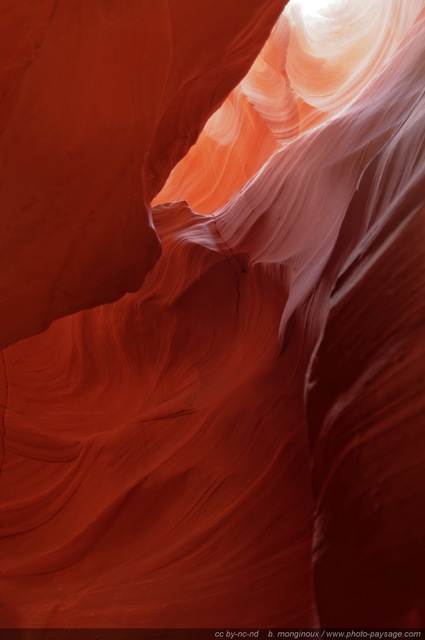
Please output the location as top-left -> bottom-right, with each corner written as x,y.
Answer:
1,0 -> 425,629
154,0 -> 424,214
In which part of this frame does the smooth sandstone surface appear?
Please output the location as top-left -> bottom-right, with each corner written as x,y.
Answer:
0,0 -> 424,629
0,0 -> 285,348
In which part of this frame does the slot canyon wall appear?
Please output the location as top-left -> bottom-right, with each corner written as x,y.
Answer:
0,0 -> 424,629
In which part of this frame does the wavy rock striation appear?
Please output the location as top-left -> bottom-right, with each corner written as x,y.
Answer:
0,0 -> 424,629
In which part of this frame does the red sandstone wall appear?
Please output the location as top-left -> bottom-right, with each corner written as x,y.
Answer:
0,0 -> 424,629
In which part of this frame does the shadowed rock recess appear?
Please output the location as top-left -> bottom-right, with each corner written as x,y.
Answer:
0,0 -> 424,629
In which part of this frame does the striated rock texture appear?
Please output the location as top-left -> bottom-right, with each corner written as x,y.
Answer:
0,0 -> 425,629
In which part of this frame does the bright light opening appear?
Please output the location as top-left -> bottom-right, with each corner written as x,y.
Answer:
289,0 -> 343,17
